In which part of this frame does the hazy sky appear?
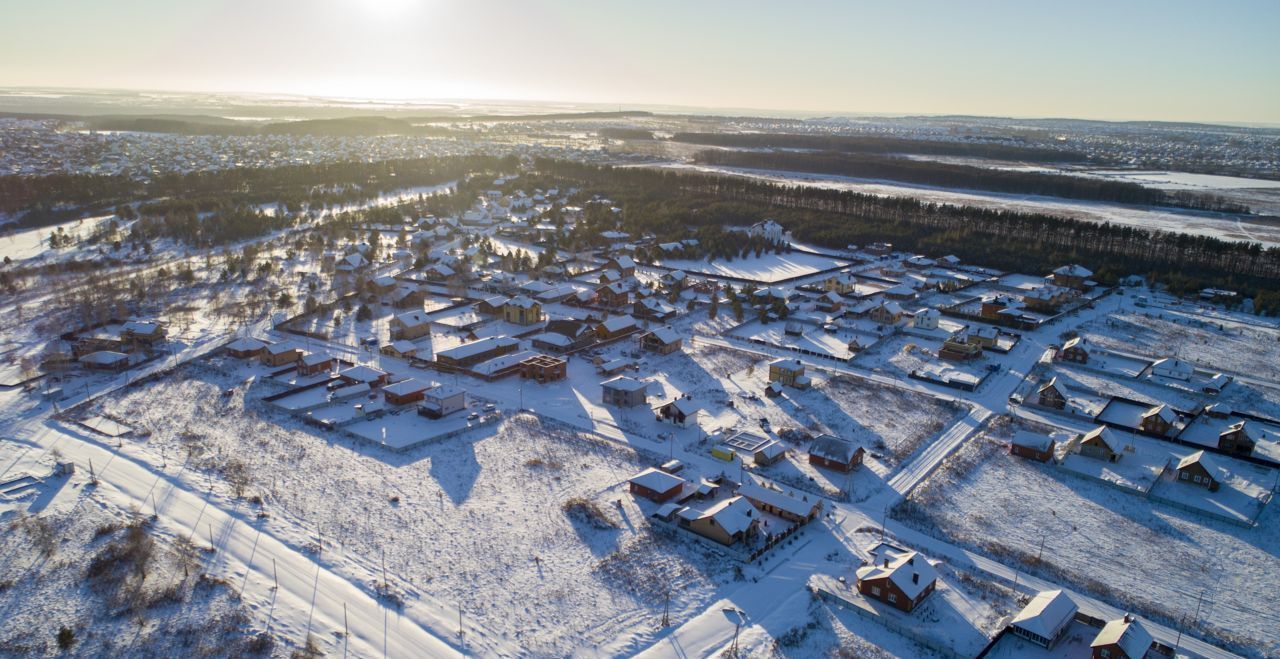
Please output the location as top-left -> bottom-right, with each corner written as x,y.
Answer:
2,0 -> 1278,122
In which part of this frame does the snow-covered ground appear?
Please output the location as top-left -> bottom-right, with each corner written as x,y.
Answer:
654,250 -> 848,282
894,420 -> 1280,657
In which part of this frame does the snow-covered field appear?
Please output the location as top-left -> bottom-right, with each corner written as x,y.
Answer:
894,420 -> 1280,657
87,365 -> 736,655
654,250 -> 848,282
654,163 -> 1280,247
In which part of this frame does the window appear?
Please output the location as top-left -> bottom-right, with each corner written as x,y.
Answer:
1100,650 -> 1111,658
1180,472 -> 1188,480
870,586 -> 880,596
887,593 -> 897,603
1193,474 -> 1202,483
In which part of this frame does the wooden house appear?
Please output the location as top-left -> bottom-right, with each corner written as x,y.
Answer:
476,295 -> 509,316
675,496 -> 758,546
1174,451 -> 1219,491
1139,404 -> 1177,436
1217,421 -> 1258,455
380,340 -> 419,359
605,255 -> 636,278
855,543 -> 938,613
1011,590 -> 1078,649
768,358 -> 806,388
596,282 -> 630,308
869,300 -> 905,325
298,352 -> 337,377
1059,337 -> 1089,363
1089,615 -> 1153,659
80,351 -> 130,372
1050,264 -> 1092,291
1036,377 -> 1067,410
627,467 -> 686,503
640,327 -> 683,355
736,483 -> 820,523
503,296 -> 543,326
390,310 -> 432,341
261,343 -> 304,367
224,337 -> 268,359
1011,430 -> 1056,462
596,315 -> 639,341
383,378 -> 431,406
1079,426 -> 1122,462
435,337 -> 519,369
808,434 -> 864,472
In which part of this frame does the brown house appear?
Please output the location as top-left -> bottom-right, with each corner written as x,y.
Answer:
1011,431 -> 1056,462
675,496 -> 759,546
596,282 -> 630,308
1139,404 -> 1177,436
1174,451 -> 1219,491
596,315 -> 639,341
1059,337 -> 1089,363
261,343 -> 304,367
298,352 -> 337,377
383,378 -> 431,406
1218,421 -> 1258,455
1079,426 -> 1122,462
605,255 -> 636,278
1089,615 -> 1153,659
808,434 -> 864,472
435,337 -> 519,369
224,337 -> 268,359
855,543 -> 939,613
640,327 -> 683,355
627,467 -> 685,502
1036,377 -> 1067,410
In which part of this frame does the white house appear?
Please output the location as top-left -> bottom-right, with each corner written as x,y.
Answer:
747,219 -> 786,244
419,384 -> 466,419
912,308 -> 941,330
1151,357 -> 1194,381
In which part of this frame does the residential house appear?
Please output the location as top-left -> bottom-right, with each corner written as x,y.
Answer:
747,219 -> 786,243
380,340 -> 419,359
476,295 -> 510,316
1175,451 -> 1219,491
1089,615 -> 1153,659
298,352 -> 337,377
337,365 -> 390,387
869,300 -> 905,325
605,255 -> 636,277
368,275 -> 397,296
970,326 -> 999,348
628,467 -> 686,503
1050,264 -> 1093,291
1059,337 -> 1089,363
1202,373 -> 1233,395
390,310 -> 432,341
1036,377 -> 1067,410
224,337 -> 268,359
808,434 -> 865,472
634,297 -> 678,322
261,343 -> 304,367
816,292 -> 845,314
601,376 -> 648,408
675,496 -> 759,546
640,327 -> 683,355
939,332 -> 982,361
383,378 -> 432,406
1079,426 -> 1123,462
418,385 -> 466,419
503,296 -> 543,326
1139,404 -> 1177,436
596,315 -> 640,341
596,282 -> 631,308
855,543 -> 938,613
389,285 -> 426,309
768,358 -> 807,388
435,337 -> 519,369
656,396 -> 701,428
531,319 -> 596,354
1218,421 -> 1258,455
1011,430 -> 1056,462
1010,590 -> 1078,649
1151,358 -> 1193,381
912,308 -> 940,330
80,350 -> 130,372
736,483 -> 820,523
824,273 -> 859,295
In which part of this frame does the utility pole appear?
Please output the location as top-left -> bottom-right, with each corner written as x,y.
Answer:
1037,534 -> 1046,563
661,587 -> 670,628
273,557 -> 278,590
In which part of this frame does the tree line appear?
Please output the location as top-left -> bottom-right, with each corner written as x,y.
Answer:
537,159 -> 1280,314
693,149 -> 1247,213
670,131 -> 1091,163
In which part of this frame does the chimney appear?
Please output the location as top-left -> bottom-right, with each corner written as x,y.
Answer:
912,573 -> 919,585
1123,613 -> 1133,624
354,404 -> 364,418
883,558 -> 889,568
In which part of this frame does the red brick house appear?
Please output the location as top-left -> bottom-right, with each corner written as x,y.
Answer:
855,543 -> 938,613
807,434 -> 864,472
1090,615 -> 1153,659
627,467 -> 686,502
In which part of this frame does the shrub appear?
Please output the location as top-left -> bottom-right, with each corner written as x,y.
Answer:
562,496 -> 619,530
56,626 -> 75,651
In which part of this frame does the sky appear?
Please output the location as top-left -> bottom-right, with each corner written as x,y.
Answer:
1,0 -> 1278,123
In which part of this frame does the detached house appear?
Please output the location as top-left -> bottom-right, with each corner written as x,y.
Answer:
601,376 -> 648,408
1010,590 -> 1078,649
736,483 -> 820,523
768,358 -> 807,388
1218,421 -> 1258,455
627,467 -> 686,503
605,255 -> 636,278
262,343 -> 304,367
808,434 -> 864,472
390,310 -> 431,341
869,300 -> 905,325
1174,451 -> 1219,491
1139,404 -> 1177,436
1151,358 -> 1193,382
656,396 -> 701,428
1036,377 -> 1067,410
855,543 -> 938,613
675,496 -> 759,546
596,315 -> 640,341
503,296 -> 543,326
225,337 -> 268,359
1089,615 -> 1153,659
1011,430 -> 1056,462
640,327 -> 683,355
1050,264 -> 1093,291
1059,337 -> 1090,363
1079,426 -> 1122,462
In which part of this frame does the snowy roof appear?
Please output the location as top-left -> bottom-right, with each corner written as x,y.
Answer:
1152,357 -> 1192,375
600,315 -> 638,332
1176,450 -> 1216,472
424,384 -> 464,400
698,496 -> 757,536
769,358 -> 804,372
389,340 -> 417,354
384,378 -> 430,396
609,255 -> 636,269
395,310 -> 430,327
226,337 -> 267,352
339,365 -> 387,382
372,275 -> 397,287
530,332 -> 572,347
602,376 -> 648,393
646,327 -> 681,345
855,543 -> 938,600
1011,590 -> 1078,641
507,295 -> 539,309
1054,264 -> 1093,278
1143,404 -> 1176,424
265,342 -> 301,356
1012,430 -> 1055,452
736,483 -> 815,519
436,337 -> 518,360
628,467 -> 685,493
1062,336 -> 1085,351
810,434 -> 859,463
663,397 -> 702,416
123,320 -> 163,335
1081,426 -> 1121,450
1091,617 -> 1153,658
300,352 -> 334,367
80,350 -> 129,365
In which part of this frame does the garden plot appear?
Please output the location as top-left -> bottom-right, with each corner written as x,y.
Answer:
1080,310 -> 1280,383
88,367 -> 732,655
860,335 -> 991,390
654,250 -> 848,283
893,421 -> 1280,658
731,320 -> 857,361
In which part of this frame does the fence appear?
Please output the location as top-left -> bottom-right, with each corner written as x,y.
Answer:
813,582 -> 970,659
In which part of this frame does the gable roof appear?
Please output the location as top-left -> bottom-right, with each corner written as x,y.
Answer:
1091,617 -> 1153,658
628,467 -> 685,493
1012,430 -> 1055,452
1176,449 -> 1216,473
809,434 -> 860,463
1011,590 -> 1078,641
698,496 -> 757,536
602,376 -> 648,393
855,543 -> 938,600
384,378 -> 430,396
736,483 -> 817,519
